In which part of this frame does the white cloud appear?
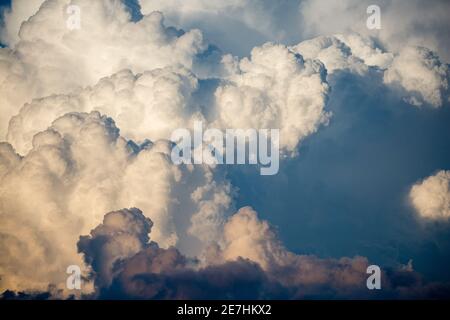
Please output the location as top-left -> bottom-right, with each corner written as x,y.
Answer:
0,111 -> 232,293
8,41 -> 333,157
138,0 -> 303,56
292,34 -> 393,75
219,206 -> 290,269
139,0 -> 450,64
0,0 -> 45,46
0,0 -> 207,139
300,0 -> 450,62
334,34 -> 394,69
384,46 -> 449,108
7,67 -> 201,155
294,36 -> 449,108
214,43 -> 330,154
0,48 -> 34,141
410,170 -> 450,220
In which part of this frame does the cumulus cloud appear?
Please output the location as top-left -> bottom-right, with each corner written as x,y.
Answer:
0,0 -> 46,46
300,0 -> 450,62
384,46 -> 449,107
78,206 -> 276,299
292,35 -> 449,108
7,67 -> 201,155
410,170 -> 450,220
8,41 -> 332,157
215,43 -> 330,154
0,0 -> 207,138
206,207 -> 372,294
292,33 -> 393,75
138,0 -> 450,64
0,111 -> 232,293
0,47 -> 35,140
138,0 -> 303,56
214,206 -> 290,269
2,1 -> 447,157
1,0 -> 449,299
78,208 -> 153,288
77,207 -> 450,299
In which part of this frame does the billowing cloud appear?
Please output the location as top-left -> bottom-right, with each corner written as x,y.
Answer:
292,35 -> 449,108
410,170 -> 450,220
215,43 -> 330,154
78,208 -> 153,288
138,0 -> 450,64
7,67 -> 201,155
206,207 -> 372,294
0,0 -> 449,300
0,0 -> 207,138
213,206 -> 290,269
2,1 -> 447,158
0,111 -> 232,293
384,46 -> 449,107
8,41 -> 332,156
300,0 -> 450,62
0,0 -> 46,46
292,33 -> 393,75
77,207 -> 450,299
138,0 -> 304,56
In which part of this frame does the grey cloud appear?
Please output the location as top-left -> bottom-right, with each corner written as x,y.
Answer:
79,208 -> 450,299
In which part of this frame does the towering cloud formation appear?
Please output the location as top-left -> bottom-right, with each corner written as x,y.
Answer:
215,43 -> 330,154
0,0 -> 449,298
410,170 -> 450,220
2,1 -> 448,158
7,67 -> 201,155
7,43 -> 332,156
0,111 -> 232,293
0,0 -> 207,138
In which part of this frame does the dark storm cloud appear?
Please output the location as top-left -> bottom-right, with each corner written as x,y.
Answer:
77,209 -> 450,299
77,208 -> 153,288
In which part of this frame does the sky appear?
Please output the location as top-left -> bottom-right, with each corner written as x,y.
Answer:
0,0 -> 449,299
